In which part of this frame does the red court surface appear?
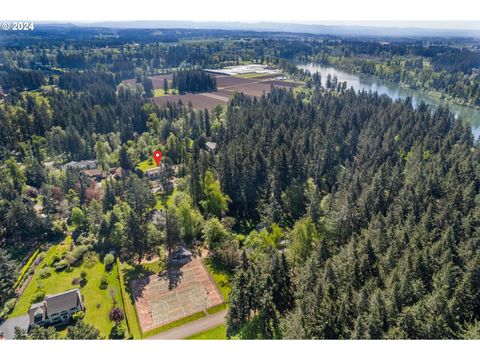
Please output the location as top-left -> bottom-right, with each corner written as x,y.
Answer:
131,258 -> 224,333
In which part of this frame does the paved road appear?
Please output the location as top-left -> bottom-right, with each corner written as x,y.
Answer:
0,315 -> 29,339
146,310 -> 227,340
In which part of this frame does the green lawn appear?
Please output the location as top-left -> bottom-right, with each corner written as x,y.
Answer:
166,187 -> 178,207
235,72 -> 272,79
155,193 -> 165,210
136,158 -> 157,172
185,324 -> 226,340
118,261 -> 142,339
204,258 -> 231,301
153,88 -> 175,97
10,236 -> 127,338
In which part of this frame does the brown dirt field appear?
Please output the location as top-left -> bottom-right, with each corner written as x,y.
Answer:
131,258 -> 224,333
222,82 -> 273,97
264,80 -> 303,88
122,78 -> 137,88
201,92 -> 230,102
216,75 -> 258,88
214,89 -> 239,98
149,74 -> 173,89
151,74 -> 304,110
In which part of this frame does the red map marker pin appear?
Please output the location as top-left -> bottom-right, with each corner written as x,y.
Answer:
153,150 -> 163,166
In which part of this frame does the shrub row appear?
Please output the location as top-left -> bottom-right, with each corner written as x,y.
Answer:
13,249 -> 40,289
116,258 -> 136,339
207,303 -> 227,315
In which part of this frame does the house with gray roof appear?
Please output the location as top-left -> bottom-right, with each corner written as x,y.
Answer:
145,166 -> 162,180
62,160 -> 97,170
171,246 -> 193,263
28,288 -> 84,328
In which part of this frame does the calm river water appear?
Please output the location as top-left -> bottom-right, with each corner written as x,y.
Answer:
297,63 -> 480,139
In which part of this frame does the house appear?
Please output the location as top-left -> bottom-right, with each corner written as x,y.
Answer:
171,246 -> 192,263
62,160 -> 97,170
28,288 -> 84,328
145,166 -> 162,180
82,169 -> 107,182
150,209 -> 166,227
111,167 -> 126,179
204,141 -> 217,153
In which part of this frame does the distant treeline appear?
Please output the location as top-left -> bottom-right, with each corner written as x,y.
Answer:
0,67 -> 45,91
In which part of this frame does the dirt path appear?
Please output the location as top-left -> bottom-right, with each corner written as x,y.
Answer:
145,310 -> 227,340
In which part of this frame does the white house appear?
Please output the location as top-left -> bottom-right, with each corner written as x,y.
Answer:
28,288 -> 84,328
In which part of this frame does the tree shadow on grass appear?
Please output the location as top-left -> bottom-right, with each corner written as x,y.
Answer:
204,257 -> 233,277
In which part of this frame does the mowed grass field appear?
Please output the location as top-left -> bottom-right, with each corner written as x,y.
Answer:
153,88 -> 175,97
204,258 -> 231,301
10,236 -> 127,338
137,158 -> 157,172
185,324 -> 226,340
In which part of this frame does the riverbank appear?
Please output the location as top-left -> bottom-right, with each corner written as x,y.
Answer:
300,56 -> 480,111
297,62 -> 480,139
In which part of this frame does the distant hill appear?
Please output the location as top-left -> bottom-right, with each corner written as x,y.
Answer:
73,20 -> 480,38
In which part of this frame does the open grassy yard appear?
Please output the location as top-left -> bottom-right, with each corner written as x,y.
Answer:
155,193 -> 165,210
185,324 -> 226,339
165,187 -> 178,207
204,258 -> 231,301
9,236 -> 127,338
153,88 -> 175,97
136,158 -> 157,172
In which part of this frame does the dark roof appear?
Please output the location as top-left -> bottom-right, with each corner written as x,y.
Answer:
113,167 -> 126,178
150,210 -> 166,226
172,246 -> 192,257
44,288 -> 82,315
83,169 -> 106,178
146,166 -> 162,174
63,160 -> 97,170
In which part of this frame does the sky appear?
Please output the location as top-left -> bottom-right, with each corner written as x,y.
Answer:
1,0 -> 479,29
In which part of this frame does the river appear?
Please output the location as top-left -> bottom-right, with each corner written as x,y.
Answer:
297,63 -> 480,139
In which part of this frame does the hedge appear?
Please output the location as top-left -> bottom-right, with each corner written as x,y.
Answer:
207,303 -> 227,315
13,249 -> 40,289
116,258 -> 142,339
